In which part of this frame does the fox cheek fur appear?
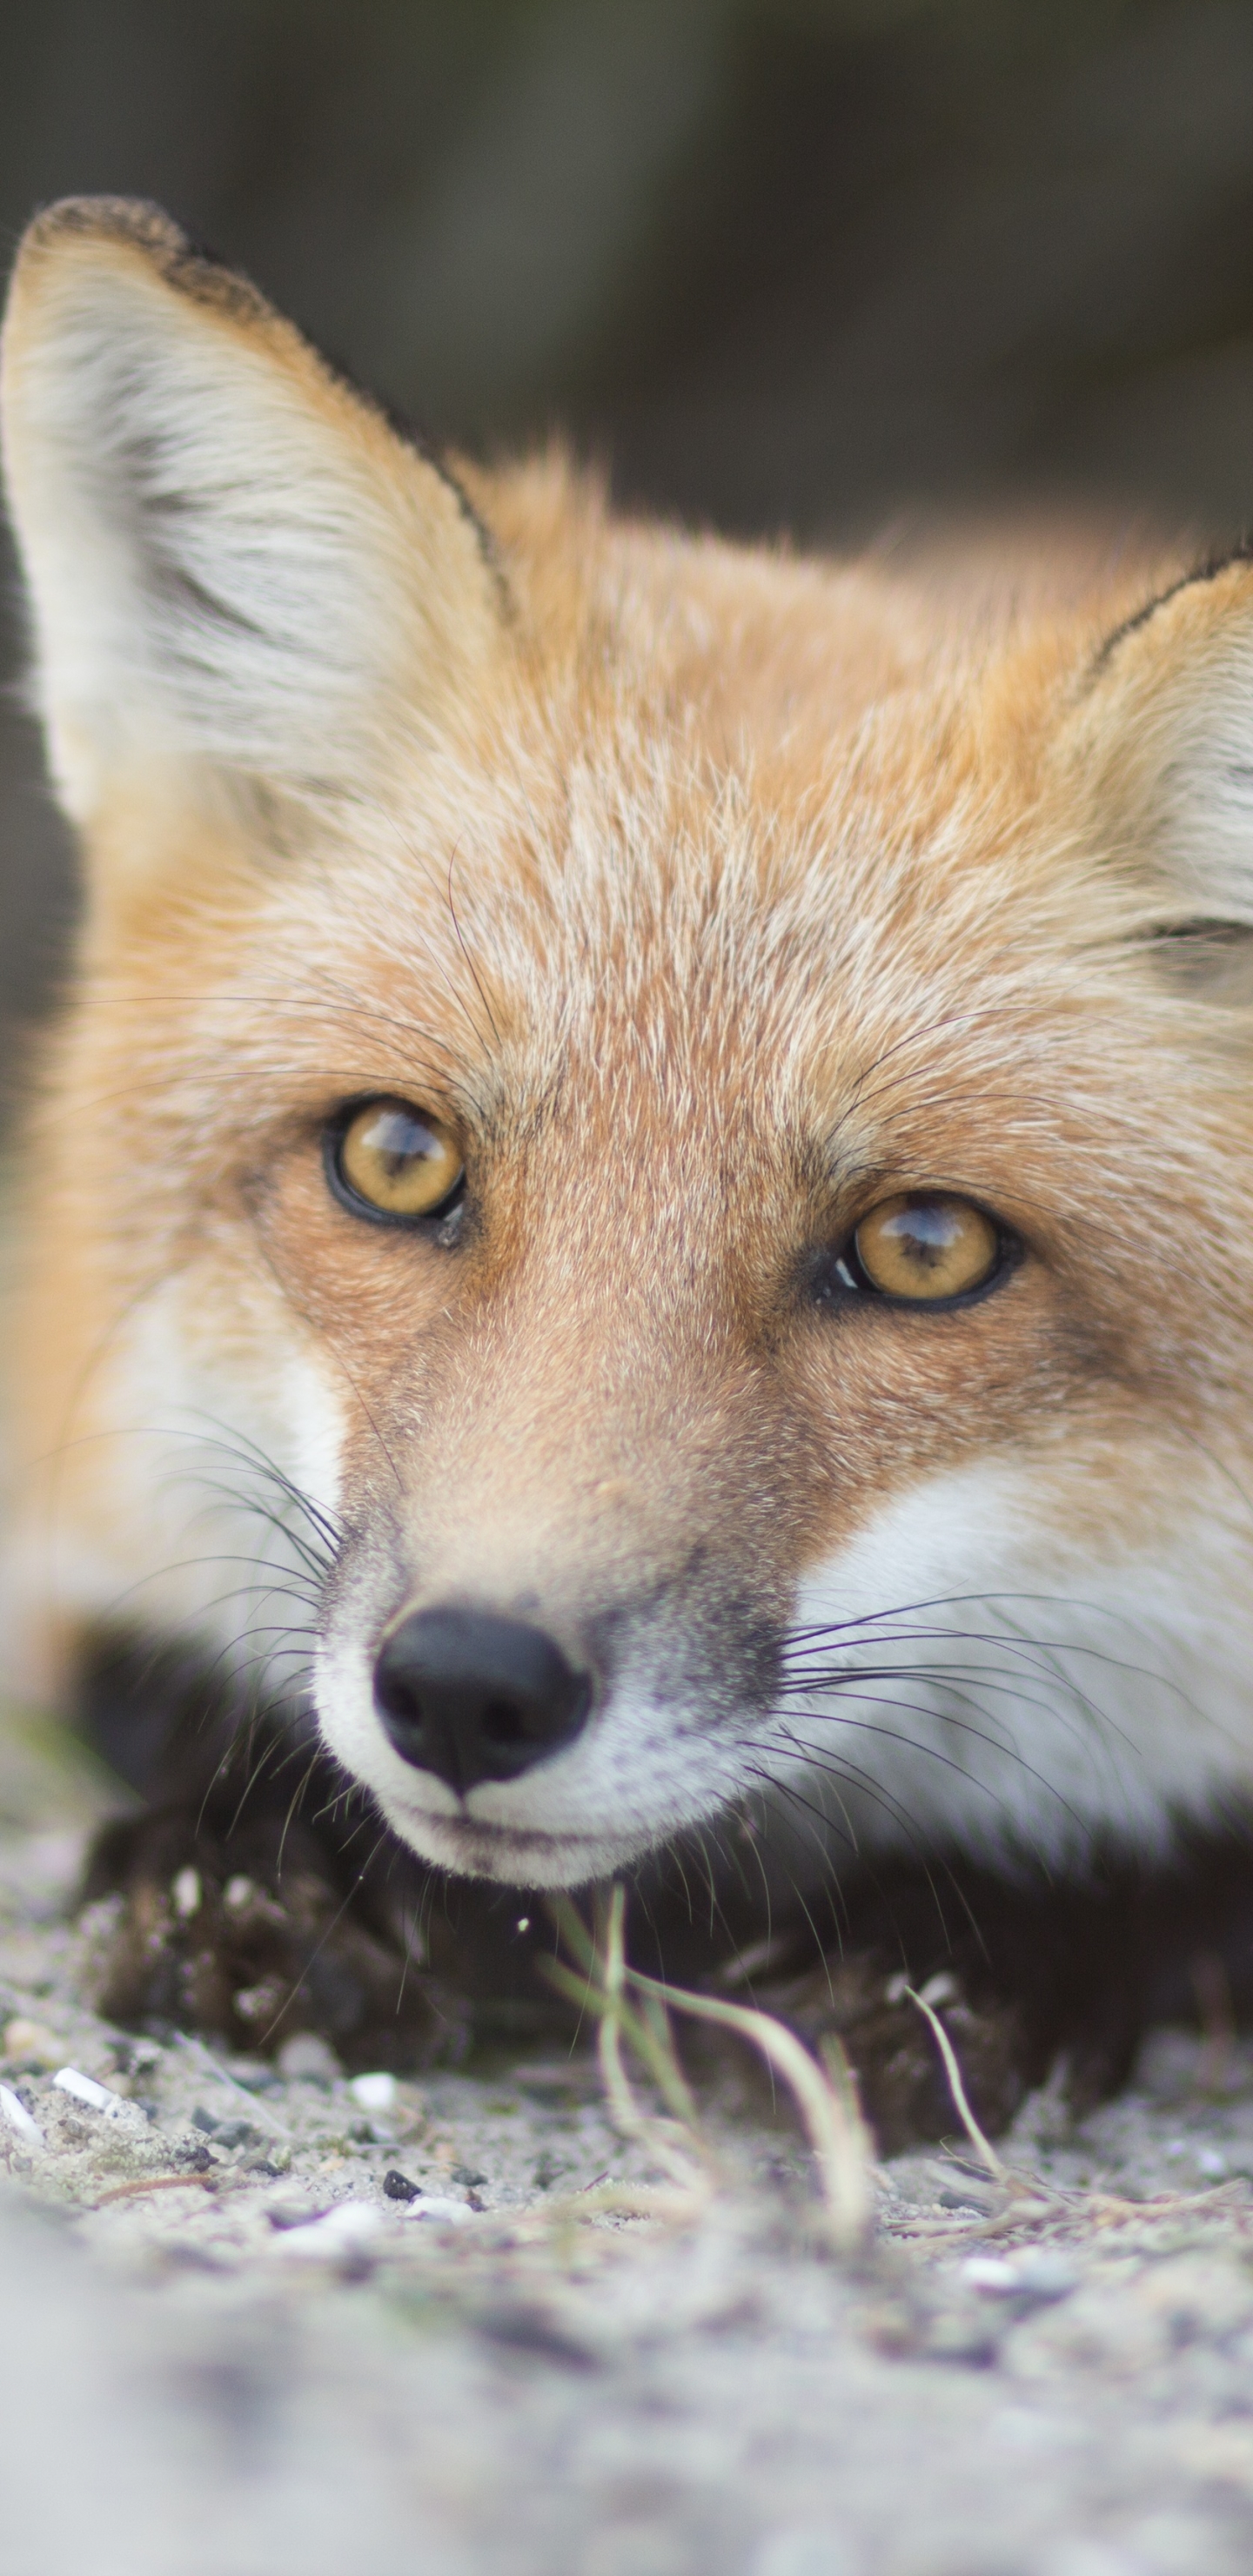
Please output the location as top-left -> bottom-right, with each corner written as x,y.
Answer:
7,199 -> 1253,1898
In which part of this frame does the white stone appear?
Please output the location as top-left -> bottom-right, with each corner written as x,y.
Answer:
276,2033 -> 340,2084
271,2203 -> 387,2258
53,2066 -> 117,2110
348,2072 -> 396,2113
401,2195 -> 474,2227
962,2257 -> 1020,2294
52,2067 -> 142,2122
0,2084 -> 44,2148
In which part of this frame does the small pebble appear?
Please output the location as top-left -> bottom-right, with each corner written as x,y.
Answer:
451,2163 -> 488,2188
224,2059 -> 281,2092
271,2203 -> 386,2259
276,2034 -> 340,2085
962,2251 -> 1078,2306
113,2039 -> 164,2077
191,2109 -> 258,2150
349,2071 -> 397,2114
53,2066 -> 141,2120
3,2018 -> 64,2069
402,2195 -> 475,2228
224,1875 -> 256,1910
963,2258 -> 1020,2294
266,2191 -> 325,2231
0,2083 -> 44,2148
171,1868 -> 201,1920
383,2170 -> 421,2203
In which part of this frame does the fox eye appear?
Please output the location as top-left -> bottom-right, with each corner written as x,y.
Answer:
328,1098 -> 465,1224
847,1193 -> 1002,1303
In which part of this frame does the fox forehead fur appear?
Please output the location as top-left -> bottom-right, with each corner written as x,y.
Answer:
5,196 -> 1253,1893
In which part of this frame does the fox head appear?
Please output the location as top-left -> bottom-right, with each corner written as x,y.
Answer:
6,198 -> 1253,1893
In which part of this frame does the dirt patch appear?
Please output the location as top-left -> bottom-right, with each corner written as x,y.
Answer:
5,1714 -> 1253,2575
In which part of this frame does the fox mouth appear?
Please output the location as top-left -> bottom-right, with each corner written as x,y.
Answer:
405,1810 -> 600,1852
384,1803 -> 613,1885
380,1789 -> 656,1887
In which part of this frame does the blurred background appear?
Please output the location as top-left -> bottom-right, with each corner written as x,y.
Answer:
3,0 -> 1253,1074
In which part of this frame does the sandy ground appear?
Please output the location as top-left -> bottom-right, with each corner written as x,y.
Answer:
5,1717 -> 1253,2576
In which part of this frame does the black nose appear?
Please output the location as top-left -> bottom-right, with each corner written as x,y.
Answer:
373,1606 -> 592,1794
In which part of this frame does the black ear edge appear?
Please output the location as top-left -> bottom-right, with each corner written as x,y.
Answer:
16,195 -> 508,607
1091,535 -> 1253,676
20,194 -> 274,331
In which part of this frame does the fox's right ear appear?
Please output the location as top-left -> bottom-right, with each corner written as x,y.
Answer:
0,198 -> 503,824
1061,550 -> 1253,940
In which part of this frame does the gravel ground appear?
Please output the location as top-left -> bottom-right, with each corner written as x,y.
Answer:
5,1715 -> 1253,2576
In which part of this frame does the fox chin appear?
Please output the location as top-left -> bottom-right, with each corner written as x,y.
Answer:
6,196 -> 1253,1954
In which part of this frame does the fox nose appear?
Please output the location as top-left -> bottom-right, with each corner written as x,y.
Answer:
372,1606 -> 593,1794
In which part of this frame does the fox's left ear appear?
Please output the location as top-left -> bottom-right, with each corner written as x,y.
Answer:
1062,552 -> 1253,937
0,198 -> 504,823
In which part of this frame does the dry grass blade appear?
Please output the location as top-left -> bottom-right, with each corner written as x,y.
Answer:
594,1883 -> 642,2138
540,1897 -> 700,2130
630,1964 -> 874,2251
539,1895 -> 706,2194
590,1887 -> 703,2189
542,1888 -> 874,2251
902,1984 -> 1008,2184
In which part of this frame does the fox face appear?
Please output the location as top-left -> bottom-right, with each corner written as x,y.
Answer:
6,199 -> 1253,1894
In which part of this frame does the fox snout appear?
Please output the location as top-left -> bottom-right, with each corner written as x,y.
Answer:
318,1449 -> 794,1887
372,1606 -> 593,1793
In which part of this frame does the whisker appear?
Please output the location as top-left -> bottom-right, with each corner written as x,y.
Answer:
776,1658 -> 1136,1770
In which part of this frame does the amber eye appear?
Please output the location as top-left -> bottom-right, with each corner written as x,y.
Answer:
330,1098 -> 465,1223
852,1193 -> 1001,1302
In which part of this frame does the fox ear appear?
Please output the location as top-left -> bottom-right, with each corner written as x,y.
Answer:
1065,552 -> 1253,938
0,198 -> 502,822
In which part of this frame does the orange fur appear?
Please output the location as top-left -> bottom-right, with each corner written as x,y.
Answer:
4,198 -> 1253,1888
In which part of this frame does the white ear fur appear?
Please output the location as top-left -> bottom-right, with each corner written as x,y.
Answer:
1068,560 -> 1253,930
0,198 -> 501,822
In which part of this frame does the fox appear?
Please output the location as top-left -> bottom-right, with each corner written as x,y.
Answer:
4,195 -> 1253,2113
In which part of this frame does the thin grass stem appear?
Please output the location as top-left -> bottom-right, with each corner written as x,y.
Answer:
903,1985 -> 1007,2183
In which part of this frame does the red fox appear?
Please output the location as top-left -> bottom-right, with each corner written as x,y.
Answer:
4,198 -> 1253,2090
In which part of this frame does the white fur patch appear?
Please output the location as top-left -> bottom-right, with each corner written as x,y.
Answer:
779,1458 -> 1253,1870
1,1267 -> 347,1705
316,1454 -> 1253,1889
1145,638 -> 1253,924
1,227 -> 498,820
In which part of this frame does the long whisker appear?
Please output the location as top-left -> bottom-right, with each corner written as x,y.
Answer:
776,1657 -> 1139,1774
739,1762 -> 972,1952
